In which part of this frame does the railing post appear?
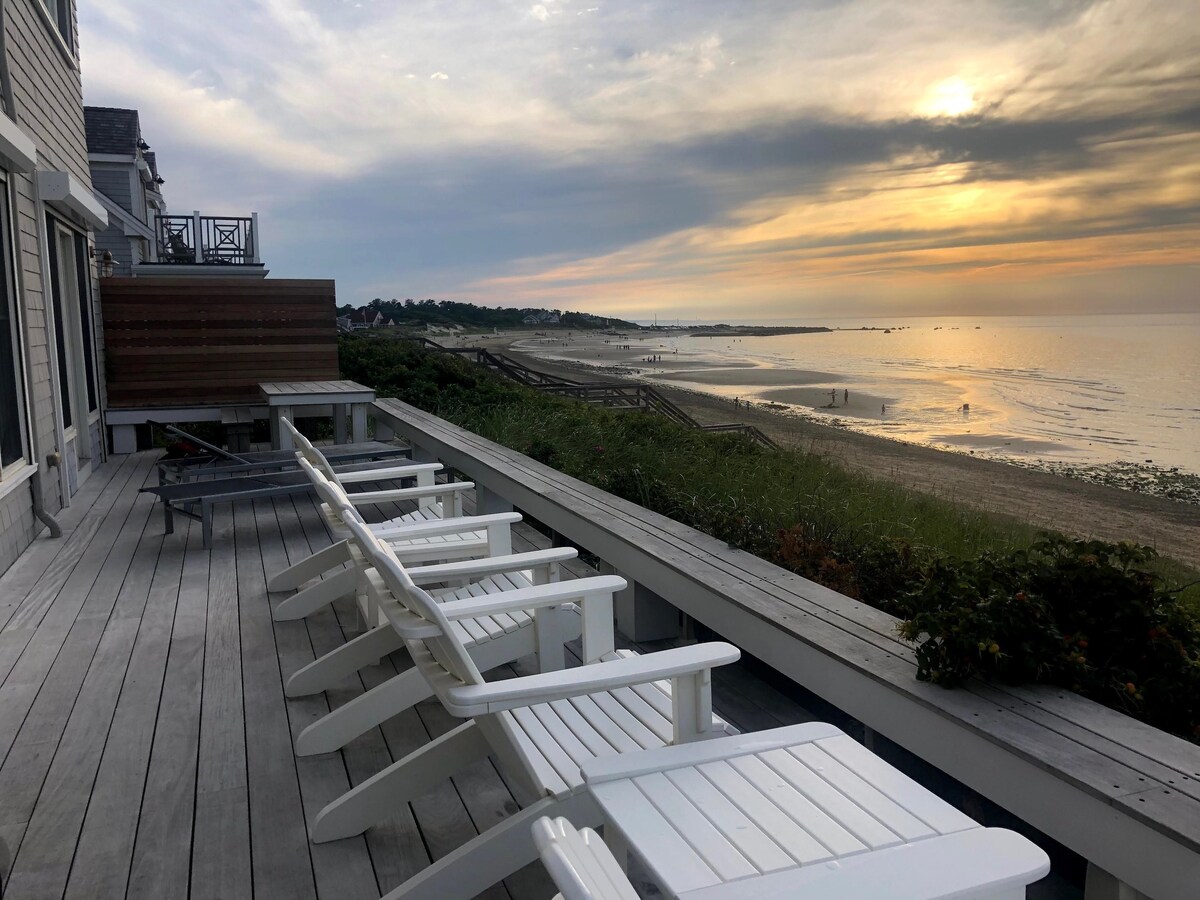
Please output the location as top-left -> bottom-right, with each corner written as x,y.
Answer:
597,561 -> 681,642
192,210 -> 203,263
250,212 -> 261,264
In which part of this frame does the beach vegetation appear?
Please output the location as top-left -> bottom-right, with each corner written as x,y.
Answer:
340,334 -> 1200,741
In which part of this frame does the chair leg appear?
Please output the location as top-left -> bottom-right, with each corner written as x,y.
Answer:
310,720 -> 490,843
295,668 -> 434,755
285,625 -> 405,697
379,791 -> 602,900
267,539 -> 353,591
273,566 -> 358,621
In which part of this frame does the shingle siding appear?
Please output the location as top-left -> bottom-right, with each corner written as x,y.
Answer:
0,0 -> 105,577
94,223 -> 132,275
90,163 -> 131,212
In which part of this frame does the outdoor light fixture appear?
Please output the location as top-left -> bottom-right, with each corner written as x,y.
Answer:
138,139 -> 150,150
90,247 -> 114,277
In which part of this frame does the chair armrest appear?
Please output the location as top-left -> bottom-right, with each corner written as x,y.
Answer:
435,575 -> 626,620
443,643 -> 740,716
344,481 -> 473,504
373,512 -> 521,542
335,462 -> 442,484
406,548 -> 578,584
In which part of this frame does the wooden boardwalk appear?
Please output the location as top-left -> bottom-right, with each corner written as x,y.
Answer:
0,451 -> 817,900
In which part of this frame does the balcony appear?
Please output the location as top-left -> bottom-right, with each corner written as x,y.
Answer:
135,211 -> 268,277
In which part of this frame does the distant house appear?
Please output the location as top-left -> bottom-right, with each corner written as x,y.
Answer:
84,107 -> 165,276
522,313 -> 540,325
336,315 -> 352,332
522,310 -> 561,326
347,308 -> 384,329
86,107 -> 267,277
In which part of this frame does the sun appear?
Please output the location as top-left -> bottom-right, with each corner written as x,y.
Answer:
919,77 -> 977,118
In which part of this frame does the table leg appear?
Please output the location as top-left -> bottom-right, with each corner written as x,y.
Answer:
333,403 -> 349,444
274,405 -> 294,450
351,403 -> 367,442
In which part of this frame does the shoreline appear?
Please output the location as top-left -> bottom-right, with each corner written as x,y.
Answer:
465,333 -> 1200,568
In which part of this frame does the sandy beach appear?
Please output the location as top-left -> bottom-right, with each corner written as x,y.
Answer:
455,330 -> 1200,568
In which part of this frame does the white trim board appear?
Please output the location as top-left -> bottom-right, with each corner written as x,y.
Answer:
0,116 -> 37,172
37,171 -> 107,229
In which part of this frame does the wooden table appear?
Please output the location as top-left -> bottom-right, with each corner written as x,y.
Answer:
581,723 -> 1050,899
259,381 -> 376,450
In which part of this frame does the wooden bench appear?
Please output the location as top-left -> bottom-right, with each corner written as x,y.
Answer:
373,398 -> 1200,900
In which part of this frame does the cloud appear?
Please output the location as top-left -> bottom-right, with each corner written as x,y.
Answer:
77,0 -> 1200,316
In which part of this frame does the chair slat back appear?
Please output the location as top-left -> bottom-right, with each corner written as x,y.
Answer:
343,515 -> 486,693
533,817 -> 639,900
282,418 -> 342,484
296,457 -> 359,527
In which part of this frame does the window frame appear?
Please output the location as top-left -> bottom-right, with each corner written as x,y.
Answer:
34,0 -> 76,66
0,170 -> 32,481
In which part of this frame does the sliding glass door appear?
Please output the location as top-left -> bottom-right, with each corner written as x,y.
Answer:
46,214 -> 99,464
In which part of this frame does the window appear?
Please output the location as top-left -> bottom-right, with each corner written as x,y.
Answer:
0,176 -> 29,473
37,0 -> 73,56
40,0 -> 72,45
46,214 -> 98,457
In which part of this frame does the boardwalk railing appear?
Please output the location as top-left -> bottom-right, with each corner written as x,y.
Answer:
371,397 -> 1200,900
412,337 -> 779,448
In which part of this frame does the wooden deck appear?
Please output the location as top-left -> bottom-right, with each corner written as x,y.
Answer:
0,451 -> 822,900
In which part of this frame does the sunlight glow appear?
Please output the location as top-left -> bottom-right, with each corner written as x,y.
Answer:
919,77 -> 977,118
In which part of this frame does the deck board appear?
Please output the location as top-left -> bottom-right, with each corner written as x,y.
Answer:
126,519 -> 209,900
192,499 -> 254,900
0,448 -> 812,900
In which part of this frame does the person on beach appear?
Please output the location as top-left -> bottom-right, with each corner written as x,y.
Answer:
844,389 -> 849,404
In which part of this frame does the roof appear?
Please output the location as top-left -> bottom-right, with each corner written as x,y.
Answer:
143,150 -> 159,179
84,106 -> 141,155
348,308 -> 382,324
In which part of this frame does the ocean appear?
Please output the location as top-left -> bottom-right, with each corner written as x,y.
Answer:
520,312 -> 1200,479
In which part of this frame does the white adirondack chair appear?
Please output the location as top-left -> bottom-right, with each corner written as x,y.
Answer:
533,817 -> 638,900
269,418 -> 516,622
311,514 -> 740,900
286,460 -> 598,757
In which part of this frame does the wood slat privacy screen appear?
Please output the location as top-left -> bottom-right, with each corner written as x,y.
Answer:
99,277 -> 339,408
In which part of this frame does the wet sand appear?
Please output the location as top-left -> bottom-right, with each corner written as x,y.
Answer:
469,333 -> 1200,568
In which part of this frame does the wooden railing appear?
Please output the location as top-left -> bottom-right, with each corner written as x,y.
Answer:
372,398 -> 1200,900
413,337 -> 779,448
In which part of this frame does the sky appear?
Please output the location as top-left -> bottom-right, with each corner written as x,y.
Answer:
79,0 -> 1200,320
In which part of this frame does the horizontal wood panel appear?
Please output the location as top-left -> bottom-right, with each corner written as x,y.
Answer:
100,278 -> 339,409
105,330 -> 334,345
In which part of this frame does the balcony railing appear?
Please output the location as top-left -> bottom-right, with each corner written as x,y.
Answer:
151,211 -> 261,265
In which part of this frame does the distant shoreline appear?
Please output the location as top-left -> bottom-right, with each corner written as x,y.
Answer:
445,330 -> 1200,567
687,325 -> 831,337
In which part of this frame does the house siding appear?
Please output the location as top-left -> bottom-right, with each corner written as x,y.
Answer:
94,221 -> 132,274
90,162 -> 132,212
0,0 -> 105,577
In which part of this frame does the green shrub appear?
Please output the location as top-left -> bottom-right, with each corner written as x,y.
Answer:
898,535 -> 1200,739
342,334 -> 1200,741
